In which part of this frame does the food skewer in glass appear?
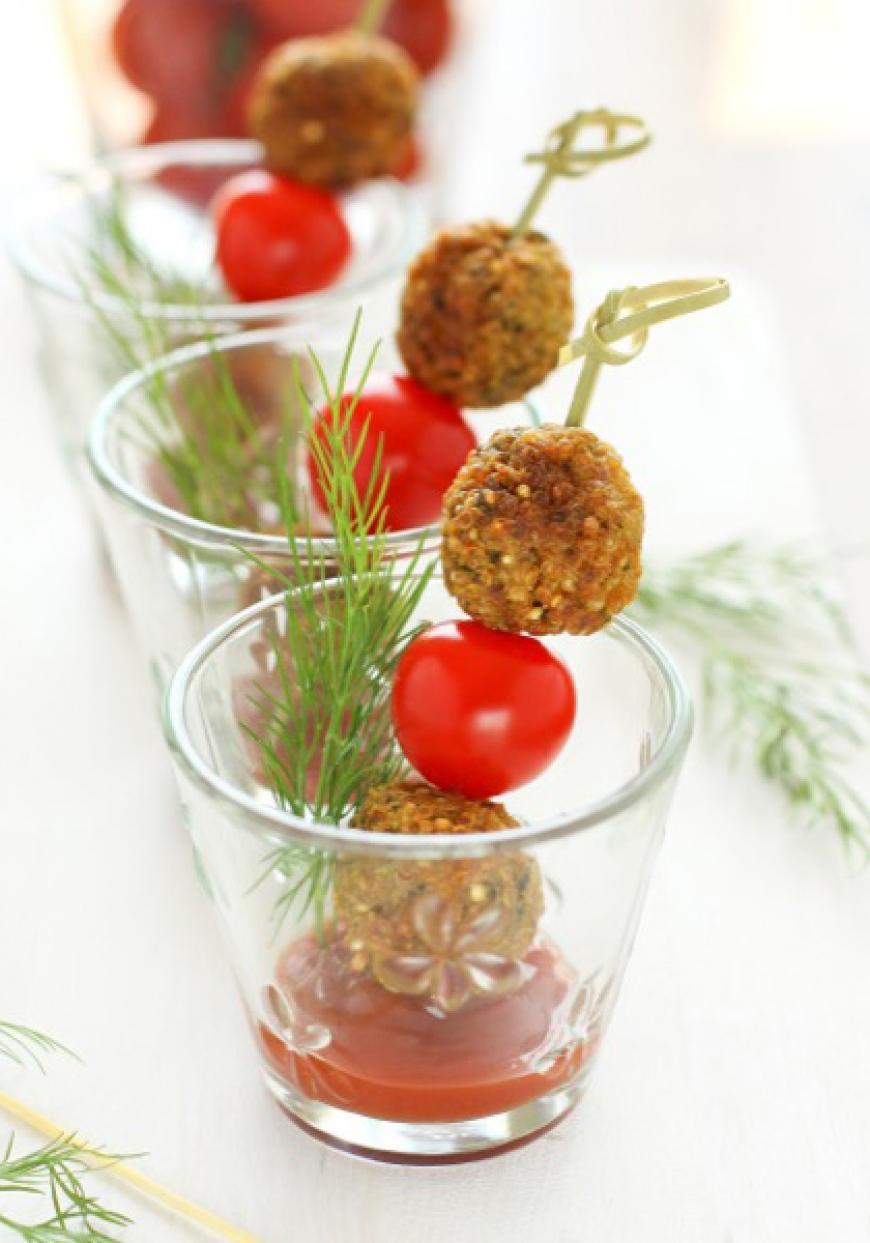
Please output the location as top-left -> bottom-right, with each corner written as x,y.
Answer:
442,275 -> 732,636
164,269 -> 735,1155
397,108 -> 652,407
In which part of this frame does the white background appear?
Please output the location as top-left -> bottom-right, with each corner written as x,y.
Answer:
1,2 -> 870,1241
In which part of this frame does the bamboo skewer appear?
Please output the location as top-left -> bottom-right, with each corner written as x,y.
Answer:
562,277 -> 732,426
0,1089 -> 261,1243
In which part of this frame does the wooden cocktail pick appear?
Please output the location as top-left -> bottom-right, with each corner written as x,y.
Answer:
561,277 -> 732,426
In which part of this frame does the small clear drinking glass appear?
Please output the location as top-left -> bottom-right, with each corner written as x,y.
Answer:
87,324 -> 536,699
8,139 -> 424,486
164,574 -> 692,1163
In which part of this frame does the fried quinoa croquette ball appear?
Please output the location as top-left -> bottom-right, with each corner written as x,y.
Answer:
334,782 -> 543,981
442,425 -> 644,636
351,779 -> 518,835
396,220 -> 574,407
247,31 -> 418,187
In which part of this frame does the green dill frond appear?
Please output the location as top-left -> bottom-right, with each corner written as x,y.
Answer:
76,185 -> 303,531
76,182 -> 209,377
0,1025 -> 76,1075
140,344 -> 300,531
702,646 -> 870,850
634,539 -> 870,852
243,313 -> 436,933
636,539 -> 852,645
0,1023 -> 128,1238
0,1133 -> 130,1242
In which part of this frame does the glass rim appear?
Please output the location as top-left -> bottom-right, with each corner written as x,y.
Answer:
87,321 -> 449,554
6,138 -> 425,324
164,581 -> 694,858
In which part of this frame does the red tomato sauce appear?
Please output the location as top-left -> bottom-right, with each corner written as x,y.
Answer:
259,935 -> 584,1123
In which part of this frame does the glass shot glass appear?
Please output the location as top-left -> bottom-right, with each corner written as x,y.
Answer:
8,138 -> 424,487
163,573 -> 692,1163
87,324 -> 535,699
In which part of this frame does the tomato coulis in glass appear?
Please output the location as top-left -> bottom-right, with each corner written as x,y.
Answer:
259,935 -> 585,1123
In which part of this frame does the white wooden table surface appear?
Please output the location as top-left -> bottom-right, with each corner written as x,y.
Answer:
2,3 -> 870,1242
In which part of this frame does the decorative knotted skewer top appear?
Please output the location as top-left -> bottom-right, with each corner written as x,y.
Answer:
513,109 -> 652,235
562,277 -> 731,426
397,107 -> 651,408
440,274 -> 732,637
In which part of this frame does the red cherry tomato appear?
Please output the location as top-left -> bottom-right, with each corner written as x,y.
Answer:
382,0 -> 452,75
391,621 -> 577,799
247,0 -> 452,75
113,0 -> 258,108
212,170 -> 351,301
248,0 -> 357,36
308,375 -> 474,531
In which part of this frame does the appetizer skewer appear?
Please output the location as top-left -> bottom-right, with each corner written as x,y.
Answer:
441,277 -> 731,636
397,109 -> 651,407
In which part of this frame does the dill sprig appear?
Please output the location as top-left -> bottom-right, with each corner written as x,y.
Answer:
243,316 -> 436,932
139,346 -> 298,531
635,540 -> 852,644
0,1026 -> 75,1076
78,187 -> 301,530
78,182 -> 210,378
0,1133 -> 130,1242
634,539 -> 870,852
0,1023 -> 128,1241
